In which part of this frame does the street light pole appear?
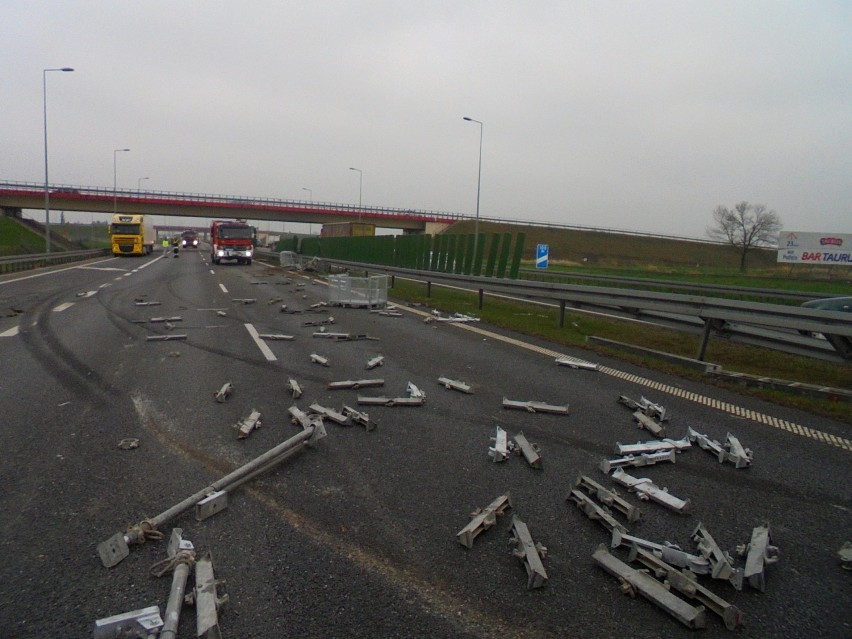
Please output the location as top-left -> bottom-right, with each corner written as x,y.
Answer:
463,116 -> 483,271
43,67 -> 74,253
301,187 -> 313,234
137,176 -> 149,190
113,148 -> 130,216
349,167 -> 362,223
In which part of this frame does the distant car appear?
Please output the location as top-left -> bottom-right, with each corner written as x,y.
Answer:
180,230 -> 199,248
801,297 -> 852,313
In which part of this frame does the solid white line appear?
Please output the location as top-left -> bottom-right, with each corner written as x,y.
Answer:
52,302 -> 75,313
0,326 -> 19,337
0,257 -> 123,285
219,283 -> 228,293
244,323 -> 277,361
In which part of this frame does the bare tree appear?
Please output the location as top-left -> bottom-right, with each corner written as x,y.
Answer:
707,201 -> 782,272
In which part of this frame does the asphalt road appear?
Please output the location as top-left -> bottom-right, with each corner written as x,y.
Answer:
0,250 -> 850,638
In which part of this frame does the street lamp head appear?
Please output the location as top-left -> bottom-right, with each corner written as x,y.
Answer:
463,116 -> 472,121
60,67 -> 74,72
116,148 -> 130,152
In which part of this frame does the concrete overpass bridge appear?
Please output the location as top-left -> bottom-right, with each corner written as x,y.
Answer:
0,180 -> 459,235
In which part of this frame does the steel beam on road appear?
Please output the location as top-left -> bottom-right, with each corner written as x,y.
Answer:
509,516 -> 548,590
456,493 -> 512,549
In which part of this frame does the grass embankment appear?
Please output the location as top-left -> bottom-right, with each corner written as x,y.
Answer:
0,217 -> 45,254
387,278 -> 852,423
0,218 -> 110,255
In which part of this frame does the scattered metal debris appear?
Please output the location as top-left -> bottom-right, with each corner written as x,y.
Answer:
593,544 -> 706,629
309,403 -> 349,425
235,410 -> 262,439
437,377 -> 473,394
514,432 -> 542,469
310,353 -> 330,366
213,382 -> 233,403
688,428 -> 753,468
303,317 -> 335,327
342,405 -> 376,431
327,378 -> 385,390
259,333 -> 295,341
134,301 -> 162,306
692,523 -> 744,590
231,298 -> 256,304
611,467 -> 691,514
357,395 -> 424,407
146,334 -> 188,342
267,297 -> 284,304
509,516 -> 548,590
632,410 -> 666,437
567,489 -> 628,534
611,529 -> 710,575
456,494 -> 513,548
313,331 -> 379,341
375,309 -> 403,317
288,405 -> 321,430
619,395 -> 668,421
600,450 -> 676,474
117,438 -> 139,450
502,398 -> 569,414
310,301 -> 327,309
555,357 -> 598,370
192,552 -> 227,638
627,544 -> 744,630
437,312 -> 480,323
574,474 -> 640,524
616,437 -> 691,456
287,378 -> 302,399
149,316 -> 182,323
489,426 -> 511,462
406,382 -> 425,400
151,529 -> 195,639
736,523 -> 778,592
93,606 -> 163,638
216,311 -> 227,317
366,355 -> 385,370
98,424 -> 327,567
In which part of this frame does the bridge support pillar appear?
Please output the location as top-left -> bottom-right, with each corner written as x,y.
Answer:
1,207 -> 23,219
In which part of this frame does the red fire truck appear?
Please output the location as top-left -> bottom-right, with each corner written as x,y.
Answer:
210,219 -> 256,265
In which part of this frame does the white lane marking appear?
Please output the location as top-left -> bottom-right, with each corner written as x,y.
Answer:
210,270 -> 215,275
244,323 -> 277,361
0,326 -> 19,337
53,302 -> 74,312
76,266 -> 127,272
79,290 -> 97,298
0,257 -> 123,285
219,283 -> 228,293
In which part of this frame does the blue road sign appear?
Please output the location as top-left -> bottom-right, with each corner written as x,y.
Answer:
536,243 -> 549,269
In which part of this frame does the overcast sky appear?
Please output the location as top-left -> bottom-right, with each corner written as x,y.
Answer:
2,1 -> 850,238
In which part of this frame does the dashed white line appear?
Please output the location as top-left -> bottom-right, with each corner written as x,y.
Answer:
0,326 -> 19,337
52,302 -> 74,313
244,323 -> 277,361
219,283 -> 228,293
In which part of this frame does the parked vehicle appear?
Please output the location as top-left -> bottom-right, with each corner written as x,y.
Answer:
210,220 -> 255,265
110,214 -> 154,255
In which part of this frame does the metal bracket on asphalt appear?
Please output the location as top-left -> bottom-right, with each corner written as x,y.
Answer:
314,331 -> 379,341
406,382 -> 425,400
593,544 -> 706,629
231,298 -> 256,304
288,405 -> 314,430
502,398 -> 569,414
303,317 -> 335,327
310,353 -> 330,366
488,426 -> 511,462
135,301 -> 162,306
327,379 -> 385,390
193,552 -> 228,639
146,334 -> 188,342
618,395 -> 667,422
93,606 -> 163,639
437,377 -> 473,394
611,468 -> 691,514
309,403 -> 349,425
567,489 -> 628,534
688,428 -> 753,468
633,410 -> 666,437
616,437 -> 691,456
736,523 -> 778,592
149,316 -> 183,323
574,474 -> 640,524
626,545 -> 742,630
513,432 -> 542,468
213,382 -> 233,403
555,357 -> 598,371
342,405 -> 376,431
456,493 -> 512,549
97,425 -> 326,568
366,355 -> 385,370
259,333 -> 295,341
196,490 -> 228,521
692,523 -> 744,590
600,450 -> 676,474
287,378 -> 303,399
236,410 -> 262,439
611,529 -> 710,575
357,395 -> 424,407
509,516 -> 548,590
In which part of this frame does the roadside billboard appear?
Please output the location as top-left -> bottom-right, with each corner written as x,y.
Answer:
777,230 -> 852,265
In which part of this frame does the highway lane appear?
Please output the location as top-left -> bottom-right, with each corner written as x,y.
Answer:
0,251 -> 850,638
